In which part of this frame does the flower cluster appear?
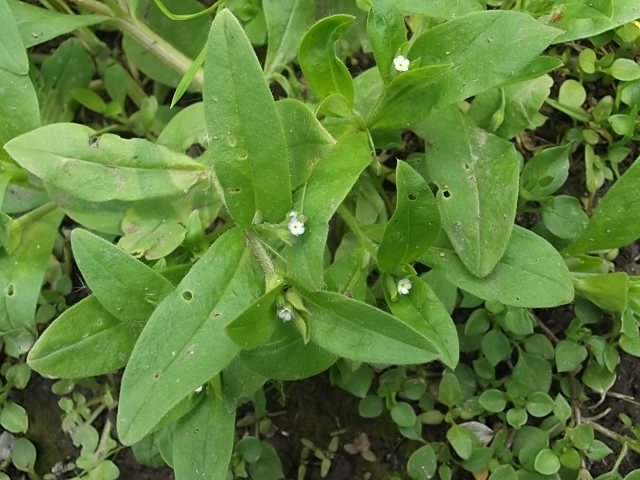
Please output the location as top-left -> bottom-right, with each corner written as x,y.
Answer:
288,211 -> 305,236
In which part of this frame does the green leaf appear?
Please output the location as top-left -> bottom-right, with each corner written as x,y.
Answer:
468,75 -> 553,140
220,358 -> 267,410
247,442 -> 284,480
520,144 -> 572,201
415,106 -> 519,278
479,389 -> 507,413
582,360 -> 616,394
407,445 -> 437,480
27,296 -> 137,378
283,132 -> 370,290
40,38 -> 95,124
570,424 -> 595,450
8,0 -> 106,48
555,339 -> 588,373
446,424 -> 476,460
0,0 -> 28,75
204,9 -> 291,226
367,0 -> 405,85
117,200 -> 188,260
263,0 -> 315,77
304,290 -> 439,364
299,14 -> 355,105
419,226 -> 574,308
377,161 -> 440,271
558,79 -> 586,109
390,402 -> 416,428
513,426 -> 549,471
564,156 -> 640,254
526,392 -> 555,418
117,228 -> 262,445
395,0 -> 483,18
240,319 -> 336,380
438,371 -> 464,408
157,102 -> 206,153
5,123 -> 208,202
543,0 -> 640,43
0,401 -> 28,433
173,394 -> 235,480
71,229 -> 175,325
384,276 -> 459,369
11,438 -> 36,473
0,69 -> 39,149
359,395 -> 384,418
0,206 -> 63,332
123,0 -> 208,87
513,351 -> 552,394
370,11 -> 560,129
541,195 -> 589,241
71,87 -> 107,113
224,284 -> 282,350
489,465 -> 517,480
534,449 -> 560,475
276,99 -> 335,190
481,330 -> 511,367
171,44 -> 206,108
236,436 -> 263,464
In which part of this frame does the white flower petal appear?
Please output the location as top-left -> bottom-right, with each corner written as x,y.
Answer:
397,278 -> 412,295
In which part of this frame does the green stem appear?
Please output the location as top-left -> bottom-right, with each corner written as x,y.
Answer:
336,205 -> 377,257
69,0 -> 204,89
151,0 -> 224,21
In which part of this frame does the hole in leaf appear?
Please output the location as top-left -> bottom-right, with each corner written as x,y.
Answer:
443,190 -> 451,199
154,373 -> 161,379
182,290 -> 193,301
229,187 -> 241,193
463,163 -> 470,170
408,193 -> 417,201
6,284 -> 15,296
212,311 -> 221,317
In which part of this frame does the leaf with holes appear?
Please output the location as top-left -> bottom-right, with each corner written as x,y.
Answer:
415,106 -> 519,278
299,14 -> 355,106
384,276 -> 458,369
0,206 -> 63,333
71,228 -> 175,326
419,226 -> 573,308
27,296 -> 137,378
564,155 -> 640,254
173,393 -> 235,480
117,228 -> 263,445
377,161 -> 440,272
283,132 -> 370,290
204,9 -> 291,227
304,290 -> 440,365
4,123 -> 208,202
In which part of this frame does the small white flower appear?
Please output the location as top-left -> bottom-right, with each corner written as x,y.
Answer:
393,55 -> 410,72
194,385 -> 203,393
288,211 -> 300,219
277,306 -> 293,322
288,218 -> 305,236
397,278 -> 412,295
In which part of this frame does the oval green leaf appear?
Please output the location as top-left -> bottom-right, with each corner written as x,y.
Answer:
224,285 -> 282,350
384,276 -> 459,369
416,106 -> 519,277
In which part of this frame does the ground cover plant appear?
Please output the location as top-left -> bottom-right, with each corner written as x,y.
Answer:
0,0 -> 639,479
